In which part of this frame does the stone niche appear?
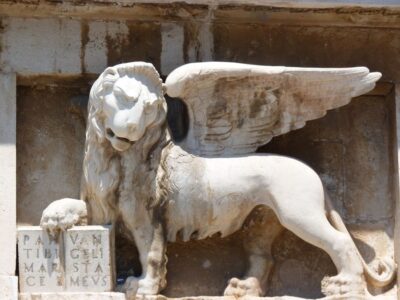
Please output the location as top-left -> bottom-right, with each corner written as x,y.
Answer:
8,2 -> 400,300
16,79 -> 397,299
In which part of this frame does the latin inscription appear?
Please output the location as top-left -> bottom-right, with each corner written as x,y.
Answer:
64,227 -> 112,291
17,228 -> 64,292
18,226 -> 113,292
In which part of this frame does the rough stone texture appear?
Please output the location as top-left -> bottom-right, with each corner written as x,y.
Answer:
0,14 -> 399,81
17,227 -> 64,293
84,21 -> 108,74
1,18 -> 81,74
105,21 -> 161,71
17,84 -> 88,225
213,24 -> 400,82
161,22 -> 184,76
19,292 -> 125,300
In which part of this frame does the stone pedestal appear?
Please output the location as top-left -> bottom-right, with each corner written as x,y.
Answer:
19,292 -> 125,300
17,226 -> 114,293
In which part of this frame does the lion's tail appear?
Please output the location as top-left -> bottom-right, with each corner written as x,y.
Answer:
325,192 -> 396,288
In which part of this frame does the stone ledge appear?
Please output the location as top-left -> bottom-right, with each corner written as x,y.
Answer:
18,291 -> 397,300
19,292 -> 126,300
133,293 -> 396,300
3,0 -> 400,8
0,0 -> 400,27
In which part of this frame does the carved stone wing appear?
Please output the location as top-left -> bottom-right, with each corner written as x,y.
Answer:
165,62 -> 381,156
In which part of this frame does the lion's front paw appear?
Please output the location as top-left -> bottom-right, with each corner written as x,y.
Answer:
40,198 -> 87,236
118,276 -> 140,300
137,278 -> 161,295
321,273 -> 366,296
118,276 -> 160,299
223,277 -> 262,297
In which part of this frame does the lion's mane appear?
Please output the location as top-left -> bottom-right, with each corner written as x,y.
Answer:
80,62 -> 170,226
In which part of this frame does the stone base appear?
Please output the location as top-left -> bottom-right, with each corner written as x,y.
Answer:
0,276 -> 18,300
18,292 -> 397,300
19,292 -> 126,300
134,294 -> 396,300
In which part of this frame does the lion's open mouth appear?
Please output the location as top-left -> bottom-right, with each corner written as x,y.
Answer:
106,128 -> 135,144
106,128 -> 136,152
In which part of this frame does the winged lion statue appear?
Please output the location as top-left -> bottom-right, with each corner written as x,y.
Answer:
40,61 -> 395,298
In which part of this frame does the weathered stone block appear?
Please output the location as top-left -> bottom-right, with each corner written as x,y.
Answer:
65,226 -> 114,292
17,226 -> 114,293
0,275 -> 18,300
19,292 -> 125,300
17,226 -> 64,293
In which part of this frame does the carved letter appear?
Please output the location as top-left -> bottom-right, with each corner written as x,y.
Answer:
92,234 -> 101,245
70,234 -> 79,245
24,263 -> 33,273
26,276 -> 35,286
70,276 -> 79,286
35,236 -> 43,245
23,235 -> 30,245
70,249 -> 79,259
23,248 -> 32,259
73,262 -> 79,272
82,275 -> 88,287
44,248 -> 52,258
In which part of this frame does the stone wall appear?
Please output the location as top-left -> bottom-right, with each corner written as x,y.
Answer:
0,2 -> 399,298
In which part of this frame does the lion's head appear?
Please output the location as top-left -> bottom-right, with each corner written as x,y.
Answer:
82,62 -> 168,225
89,62 -> 166,152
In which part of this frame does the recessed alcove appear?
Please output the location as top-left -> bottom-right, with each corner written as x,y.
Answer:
15,76 -> 395,298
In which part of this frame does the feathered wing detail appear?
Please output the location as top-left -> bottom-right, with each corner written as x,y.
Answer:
165,62 -> 381,156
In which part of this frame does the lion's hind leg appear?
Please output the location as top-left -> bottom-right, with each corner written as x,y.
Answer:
273,199 -> 366,296
224,207 -> 284,297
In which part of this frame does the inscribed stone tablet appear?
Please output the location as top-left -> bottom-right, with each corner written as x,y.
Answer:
64,226 -> 114,292
17,226 -> 64,292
